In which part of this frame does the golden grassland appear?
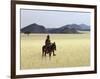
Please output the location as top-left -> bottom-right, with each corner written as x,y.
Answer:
21,32 -> 90,69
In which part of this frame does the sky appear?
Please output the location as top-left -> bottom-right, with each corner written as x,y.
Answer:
20,9 -> 91,28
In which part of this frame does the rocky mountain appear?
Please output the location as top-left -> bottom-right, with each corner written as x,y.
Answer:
47,24 -> 79,33
21,23 -> 90,34
21,23 -> 47,33
47,24 -> 90,33
79,24 -> 90,31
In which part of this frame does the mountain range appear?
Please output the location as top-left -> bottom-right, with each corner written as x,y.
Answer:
21,23 -> 90,34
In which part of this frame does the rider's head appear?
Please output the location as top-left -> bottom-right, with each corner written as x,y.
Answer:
47,35 -> 50,39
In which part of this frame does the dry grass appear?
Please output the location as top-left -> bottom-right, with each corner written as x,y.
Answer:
21,33 -> 90,69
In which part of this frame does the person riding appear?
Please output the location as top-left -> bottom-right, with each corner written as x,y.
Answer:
45,35 -> 51,50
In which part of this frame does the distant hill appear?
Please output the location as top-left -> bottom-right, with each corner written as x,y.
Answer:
21,23 -> 47,33
21,23 -> 90,34
47,24 -> 90,33
79,24 -> 90,31
47,24 -> 79,33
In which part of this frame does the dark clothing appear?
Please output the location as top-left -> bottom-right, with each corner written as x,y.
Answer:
45,35 -> 51,52
45,38 -> 51,52
45,38 -> 51,47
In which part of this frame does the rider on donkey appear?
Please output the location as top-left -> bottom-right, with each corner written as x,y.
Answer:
45,35 -> 51,52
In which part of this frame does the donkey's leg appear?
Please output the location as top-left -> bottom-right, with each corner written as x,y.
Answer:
44,51 -> 46,56
53,51 -> 56,56
42,48 -> 45,56
42,52 -> 44,57
49,52 -> 51,60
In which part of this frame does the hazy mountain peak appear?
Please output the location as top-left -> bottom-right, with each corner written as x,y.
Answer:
21,23 -> 90,34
